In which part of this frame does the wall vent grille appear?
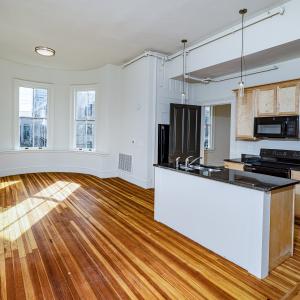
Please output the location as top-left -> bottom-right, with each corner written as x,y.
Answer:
118,153 -> 132,172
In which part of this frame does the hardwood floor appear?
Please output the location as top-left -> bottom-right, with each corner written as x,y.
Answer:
1,172 -> 300,299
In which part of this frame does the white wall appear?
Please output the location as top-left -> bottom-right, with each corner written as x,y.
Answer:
190,57 -> 300,158
0,55 -> 166,189
206,104 -> 231,165
117,56 -> 158,188
0,58 -> 121,177
116,55 -> 189,188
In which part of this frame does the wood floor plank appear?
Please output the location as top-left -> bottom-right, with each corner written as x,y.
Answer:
1,172 -> 300,299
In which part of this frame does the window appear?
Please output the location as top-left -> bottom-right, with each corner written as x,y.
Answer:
74,90 -> 96,150
204,106 -> 214,150
18,86 -> 48,148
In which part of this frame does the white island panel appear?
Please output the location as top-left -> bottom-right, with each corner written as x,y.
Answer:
154,167 -> 271,278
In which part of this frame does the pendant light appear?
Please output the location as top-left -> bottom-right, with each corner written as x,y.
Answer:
238,8 -> 247,99
181,39 -> 187,104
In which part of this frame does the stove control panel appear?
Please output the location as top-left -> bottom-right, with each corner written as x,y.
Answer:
260,148 -> 300,160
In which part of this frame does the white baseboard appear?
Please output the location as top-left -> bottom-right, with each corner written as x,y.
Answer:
0,166 -> 117,179
118,170 -> 153,189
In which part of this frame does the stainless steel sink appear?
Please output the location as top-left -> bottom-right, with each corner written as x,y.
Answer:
207,168 -> 222,172
190,164 -> 222,172
179,165 -> 194,171
179,164 -> 222,172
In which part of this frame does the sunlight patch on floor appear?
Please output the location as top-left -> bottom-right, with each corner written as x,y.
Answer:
0,180 -> 20,190
0,181 -> 80,242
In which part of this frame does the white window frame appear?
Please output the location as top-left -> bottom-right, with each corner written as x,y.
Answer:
203,106 -> 215,151
14,79 -> 53,150
70,85 -> 97,152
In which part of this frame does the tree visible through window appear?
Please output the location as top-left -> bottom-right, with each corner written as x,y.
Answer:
204,106 -> 214,150
19,87 -> 48,148
75,90 -> 95,150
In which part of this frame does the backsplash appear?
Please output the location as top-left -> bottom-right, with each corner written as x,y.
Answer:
231,140 -> 300,158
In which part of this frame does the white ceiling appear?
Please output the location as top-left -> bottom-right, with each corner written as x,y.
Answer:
0,0 -> 288,70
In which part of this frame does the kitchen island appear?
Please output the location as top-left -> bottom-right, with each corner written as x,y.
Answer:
154,164 -> 299,279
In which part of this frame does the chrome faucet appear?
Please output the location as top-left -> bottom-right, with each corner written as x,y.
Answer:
175,157 -> 181,168
185,156 -> 194,168
189,156 -> 202,166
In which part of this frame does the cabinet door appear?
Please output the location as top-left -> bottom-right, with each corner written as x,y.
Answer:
291,170 -> 300,217
224,161 -> 244,171
169,104 -> 201,163
277,83 -> 299,115
236,90 -> 255,140
256,87 -> 277,116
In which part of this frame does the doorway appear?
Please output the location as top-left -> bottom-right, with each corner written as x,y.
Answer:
201,103 -> 231,166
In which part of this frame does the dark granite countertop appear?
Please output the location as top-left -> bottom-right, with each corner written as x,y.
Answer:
224,158 -> 244,163
154,163 -> 299,192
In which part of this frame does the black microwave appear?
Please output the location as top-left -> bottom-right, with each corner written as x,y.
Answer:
254,116 -> 299,139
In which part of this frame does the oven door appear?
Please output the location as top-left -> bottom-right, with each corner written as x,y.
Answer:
254,117 -> 285,138
244,165 -> 290,178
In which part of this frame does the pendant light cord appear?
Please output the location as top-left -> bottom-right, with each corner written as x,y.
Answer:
182,40 -> 187,96
240,12 -> 244,83
239,8 -> 247,84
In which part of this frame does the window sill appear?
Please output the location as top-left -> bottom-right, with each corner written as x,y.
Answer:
71,149 -> 103,155
18,148 -> 49,151
0,149 -> 111,156
73,148 -> 95,152
204,148 -> 215,152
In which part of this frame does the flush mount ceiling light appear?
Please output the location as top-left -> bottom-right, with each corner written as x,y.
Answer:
238,8 -> 247,99
35,46 -> 55,57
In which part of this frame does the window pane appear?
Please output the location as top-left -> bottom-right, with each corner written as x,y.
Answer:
34,119 -> 47,147
18,85 -> 48,149
86,122 -> 95,149
74,89 -> 96,150
87,91 -> 95,120
204,106 -> 213,150
76,91 -> 88,120
20,118 -> 33,147
33,88 -> 47,118
19,87 -> 33,117
76,122 -> 86,149
204,106 -> 211,125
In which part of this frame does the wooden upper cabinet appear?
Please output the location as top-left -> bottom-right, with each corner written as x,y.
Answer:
235,78 -> 300,140
277,83 -> 299,115
236,90 -> 255,140
256,86 -> 277,116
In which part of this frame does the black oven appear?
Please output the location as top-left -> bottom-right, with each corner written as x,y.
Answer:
254,116 -> 299,139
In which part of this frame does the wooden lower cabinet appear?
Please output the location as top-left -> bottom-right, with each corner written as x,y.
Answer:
291,170 -> 300,217
269,186 -> 294,270
224,161 -> 244,171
